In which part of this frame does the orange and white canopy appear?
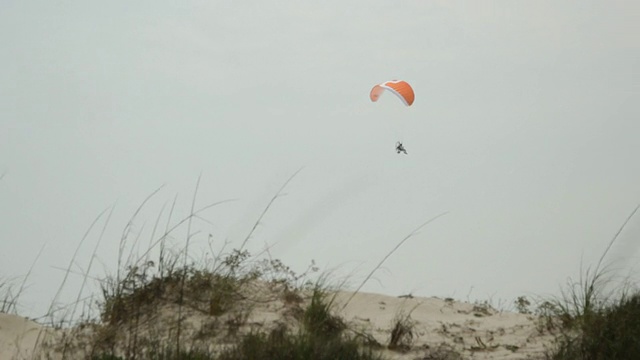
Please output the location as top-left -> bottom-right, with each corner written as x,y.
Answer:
369,80 -> 415,106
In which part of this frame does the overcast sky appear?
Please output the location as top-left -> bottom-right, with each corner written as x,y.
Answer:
1,1 -> 639,318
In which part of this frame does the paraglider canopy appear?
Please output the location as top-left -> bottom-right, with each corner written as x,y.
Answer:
370,80 -> 415,106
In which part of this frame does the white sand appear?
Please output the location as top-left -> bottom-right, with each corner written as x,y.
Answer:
0,313 -> 53,360
335,291 -> 555,359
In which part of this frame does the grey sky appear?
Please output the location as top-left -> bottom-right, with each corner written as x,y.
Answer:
1,1 -> 639,317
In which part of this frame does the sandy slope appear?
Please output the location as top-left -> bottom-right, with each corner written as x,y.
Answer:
335,291 -> 555,359
0,289 -> 556,360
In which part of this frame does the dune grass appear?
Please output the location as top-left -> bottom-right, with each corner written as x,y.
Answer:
542,204 -> 640,360
0,277 -> 18,314
0,243 -> 44,314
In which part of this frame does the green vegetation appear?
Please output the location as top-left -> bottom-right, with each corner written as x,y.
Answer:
81,261 -> 386,360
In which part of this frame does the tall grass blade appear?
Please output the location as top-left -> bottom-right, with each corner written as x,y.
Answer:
342,211 -> 449,310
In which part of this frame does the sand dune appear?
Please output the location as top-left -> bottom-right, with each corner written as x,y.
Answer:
0,287 -> 556,360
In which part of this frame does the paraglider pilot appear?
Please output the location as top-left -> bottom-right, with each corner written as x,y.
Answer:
396,142 -> 407,154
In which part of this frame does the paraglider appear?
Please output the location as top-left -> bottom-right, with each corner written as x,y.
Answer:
395,142 -> 407,154
370,80 -> 415,153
